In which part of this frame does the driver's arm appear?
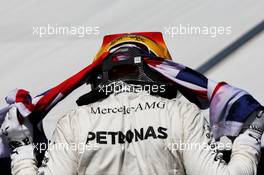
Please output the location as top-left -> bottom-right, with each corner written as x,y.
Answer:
11,111 -> 78,175
181,103 -> 261,175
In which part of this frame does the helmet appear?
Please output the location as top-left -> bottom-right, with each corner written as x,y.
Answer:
90,32 -> 173,88
77,32 -> 177,106
93,32 -> 172,63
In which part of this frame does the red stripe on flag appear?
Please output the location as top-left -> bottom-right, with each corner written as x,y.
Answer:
16,89 -> 35,112
35,51 -> 109,112
211,82 -> 227,102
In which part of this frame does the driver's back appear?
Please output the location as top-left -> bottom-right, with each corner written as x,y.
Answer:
47,91 -> 188,175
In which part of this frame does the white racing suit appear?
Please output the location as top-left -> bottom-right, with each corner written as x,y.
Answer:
11,91 -> 261,175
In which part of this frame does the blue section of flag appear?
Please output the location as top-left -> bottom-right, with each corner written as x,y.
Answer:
164,60 -> 185,70
176,67 -> 208,89
226,94 -> 262,122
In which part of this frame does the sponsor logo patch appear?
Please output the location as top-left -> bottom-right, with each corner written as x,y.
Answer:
90,101 -> 166,115
86,126 -> 168,144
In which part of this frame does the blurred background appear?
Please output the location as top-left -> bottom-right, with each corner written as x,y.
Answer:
0,0 -> 263,171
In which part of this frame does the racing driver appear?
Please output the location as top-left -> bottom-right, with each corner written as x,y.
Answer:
1,32 -> 264,175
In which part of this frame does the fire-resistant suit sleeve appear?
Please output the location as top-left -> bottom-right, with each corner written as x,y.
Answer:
12,111 -> 79,175
181,103 -> 261,175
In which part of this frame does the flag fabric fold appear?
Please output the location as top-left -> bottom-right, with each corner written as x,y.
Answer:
146,59 -> 262,139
